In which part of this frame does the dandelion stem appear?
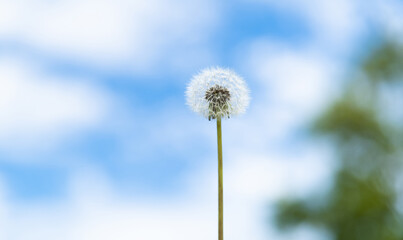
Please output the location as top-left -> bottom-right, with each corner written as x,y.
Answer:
217,117 -> 223,240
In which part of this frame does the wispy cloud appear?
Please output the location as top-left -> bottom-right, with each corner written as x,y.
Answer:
0,0 -> 220,73
0,57 -> 112,158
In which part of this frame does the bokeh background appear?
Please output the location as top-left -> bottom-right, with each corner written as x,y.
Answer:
1,0 -> 403,239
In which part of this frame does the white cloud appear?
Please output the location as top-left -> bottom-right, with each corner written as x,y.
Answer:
241,0 -> 403,52
226,151 -> 333,202
297,0 -> 364,50
0,0 -> 219,73
0,57 -> 111,157
236,0 -> 364,54
262,49 -> 336,112
236,40 -> 340,149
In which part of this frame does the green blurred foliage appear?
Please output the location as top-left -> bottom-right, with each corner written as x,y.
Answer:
274,41 -> 403,239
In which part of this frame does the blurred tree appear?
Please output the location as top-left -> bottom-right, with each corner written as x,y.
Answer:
274,41 -> 403,239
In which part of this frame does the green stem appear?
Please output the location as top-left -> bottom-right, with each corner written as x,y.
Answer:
217,117 -> 223,240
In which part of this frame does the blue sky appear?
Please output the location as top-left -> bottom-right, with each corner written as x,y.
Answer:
0,0 -> 403,239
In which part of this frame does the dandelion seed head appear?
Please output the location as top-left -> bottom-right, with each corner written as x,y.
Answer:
186,67 -> 250,120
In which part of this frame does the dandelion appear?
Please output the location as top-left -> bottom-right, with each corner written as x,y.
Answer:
186,67 -> 250,120
186,67 -> 250,240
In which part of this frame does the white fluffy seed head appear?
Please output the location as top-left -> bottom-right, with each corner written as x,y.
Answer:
186,67 -> 250,120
